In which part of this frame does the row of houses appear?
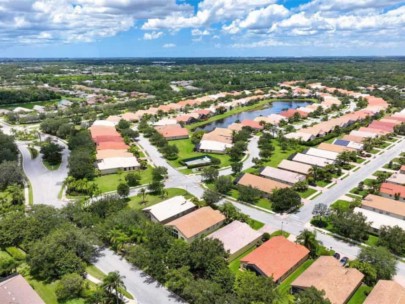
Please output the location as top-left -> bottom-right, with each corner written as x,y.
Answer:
89,120 -> 139,174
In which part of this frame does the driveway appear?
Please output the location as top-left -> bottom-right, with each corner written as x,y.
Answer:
94,248 -> 184,304
18,135 -> 69,208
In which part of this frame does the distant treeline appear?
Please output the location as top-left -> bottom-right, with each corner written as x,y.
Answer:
0,88 -> 60,105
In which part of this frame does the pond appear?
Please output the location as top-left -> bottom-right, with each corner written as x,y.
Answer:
197,100 -> 312,132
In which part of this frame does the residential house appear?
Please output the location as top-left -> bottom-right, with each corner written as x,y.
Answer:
155,125 -> 189,140
199,128 -> 233,154
0,274 -> 45,304
260,167 -> 305,185
379,183 -> 405,201
241,236 -> 309,283
387,173 -> 405,186
285,132 -> 315,142
143,196 -> 197,224
207,221 -> 262,260
362,194 -> 405,219
97,156 -> 139,174
237,173 -> 289,196
305,148 -> 339,161
165,207 -> 226,243
363,280 -> 405,304
291,256 -> 364,304
353,207 -> 405,234
317,143 -> 356,153
58,99 -> 73,108
292,153 -> 334,168
277,160 -> 312,176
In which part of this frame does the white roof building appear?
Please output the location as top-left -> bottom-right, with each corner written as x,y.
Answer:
305,147 -> 339,161
143,196 -> 197,224
13,107 -> 32,113
33,105 -> 46,113
153,118 -> 178,126
92,120 -> 117,127
97,156 -> 139,174
350,130 -> 378,138
387,173 -> 405,186
293,153 -> 334,167
260,167 -> 306,185
354,207 -> 405,232
199,140 -> 232,154
285,132 -> 315,142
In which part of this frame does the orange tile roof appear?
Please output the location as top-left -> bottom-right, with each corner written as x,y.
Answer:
341,135 -> 365,144
237,173 -> 289,194
317,143 -> 356,153
241,236 -> 309,281
364,280 -> 405,304
380,183 -> 405,198
280,109 -> 299,118
202,128 -> 233,144
241,119 -> 264,130
165,207 -> 225,239
362,194 -> 405,217
155,125 -> 189,139
96,141 -> 129,150
292,256 -> 364,304
96,149 -> 132,160
93,135 -> 124,145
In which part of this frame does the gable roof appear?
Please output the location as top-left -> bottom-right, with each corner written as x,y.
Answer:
260,167 -> 305,184
241,236 -> 309,281
165,207 -> 225,239
237,173 -> 289,194
362,194 -> 405,217
278,159 -> 312,175
143,196 -> 196,223
155,125 -> 189,139
292,256 -> 364,304
292,153 -> 333,167
318,143 -> 356,153
0,275 -> 45,304
380,183 -> 405,198
364,280 -> 405,304
207,221 -> 262,256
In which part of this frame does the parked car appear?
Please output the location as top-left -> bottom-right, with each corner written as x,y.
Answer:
340,257 -> 349,266
333,253 -> 341,260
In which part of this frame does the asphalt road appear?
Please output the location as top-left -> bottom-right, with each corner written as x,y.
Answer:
94,248 -> 184,304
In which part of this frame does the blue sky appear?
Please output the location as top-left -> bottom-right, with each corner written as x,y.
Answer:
0,0 -> 404,57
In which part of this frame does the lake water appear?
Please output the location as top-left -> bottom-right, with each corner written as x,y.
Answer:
197,100 -> 311,132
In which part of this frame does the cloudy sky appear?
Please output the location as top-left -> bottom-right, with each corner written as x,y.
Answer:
1,0 -> 405,57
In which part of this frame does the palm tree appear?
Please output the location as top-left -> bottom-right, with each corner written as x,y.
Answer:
296,229 -> 319,258
139,188 -> 147,204
101,271 -> 126,304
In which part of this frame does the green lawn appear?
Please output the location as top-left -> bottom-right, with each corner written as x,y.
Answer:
331,200 -> 352,212
270,230 -> 290,238
26,276 -> 59,304
347,285 -> 373,304
316,180 -> 329,187
261,140 -> 304,168
128,188 -> 192,210
42,160 -> 61,171
249,219 -> 265,230
299,188 -> 317,199
168,138 -> 231,169
277,259 -> 314,294
94,166 -> 153,193
86,264 -> 106,280
365,234 -> 379,246
230,188 -> 273,211
229,246 -> 256,274
356,158 -> 365,164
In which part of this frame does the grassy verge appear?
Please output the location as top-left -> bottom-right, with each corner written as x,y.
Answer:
299,188 -> 317,199
86,265 -> 106,280
28,181 -> 34,205
167,138 -> 231,169
42,160 -> 61,171
94,166 -> 153,193
277,259 -> 314,294
128,188 -> 192,210
347,285 -> 372,304
249,219 -> 265,230
228,246 -> 256,274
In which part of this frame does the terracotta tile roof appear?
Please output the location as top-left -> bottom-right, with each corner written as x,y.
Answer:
260,167 -> 306,184
96,141 -> 129,150
121,112 -> 138,121
0,275 -> 45,304
194,109 -> 212,116
165,207 -> 225,239
364,280 -> 405,304
380,183 -> 405,198
207,221 -> 262,256
93,135 -> 124,145
342,135 -> 365,144
241,236 -> 309,281
292,256 -> 364,304
202,128 -> 233,145
155,125 -> 189,139
278,159 -> 312,175
362,194 -> 405,217
358,127 -> 390,135
241,119 -> 264,130
280,109 -> 299,118
317,143 -> 356,153
96,149 -> 133,160
237,173 -> 289,194
368,121 -> 395,132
